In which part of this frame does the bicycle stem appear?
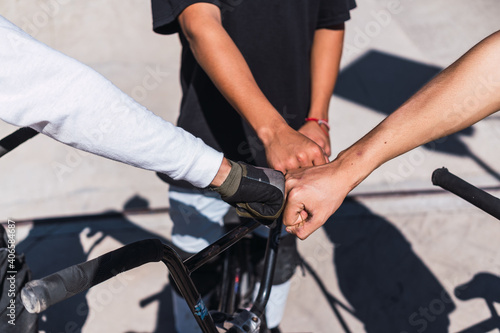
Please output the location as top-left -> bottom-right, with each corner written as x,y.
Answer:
251,220 -> 282,318
184,218 -> 261,273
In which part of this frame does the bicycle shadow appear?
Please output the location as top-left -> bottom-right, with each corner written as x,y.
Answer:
138,284 -> 175,333
334,50 -> 500,181
18,194 -> 176,333
317,199 -> 455,333
454,273 -> 500,333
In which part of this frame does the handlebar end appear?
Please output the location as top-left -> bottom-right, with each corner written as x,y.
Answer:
21,281 -> 45,314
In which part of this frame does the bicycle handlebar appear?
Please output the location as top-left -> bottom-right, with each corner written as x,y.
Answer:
432,167 -> 500,220
0,127 -> 38,158
21,239 -> 164,313
20,219 -> 275,332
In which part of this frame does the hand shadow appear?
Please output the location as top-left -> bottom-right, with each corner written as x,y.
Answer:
322,199 -> 455,333
454,273 -> 500,333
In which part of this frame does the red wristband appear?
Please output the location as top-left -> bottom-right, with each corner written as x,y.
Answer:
305,118 -> 330,135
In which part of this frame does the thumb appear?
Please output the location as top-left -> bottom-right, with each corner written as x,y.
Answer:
283,197 -> 310,231
286,216 -> 318,240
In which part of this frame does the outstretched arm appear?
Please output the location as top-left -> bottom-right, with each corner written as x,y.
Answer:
0,15 -> 284,222
178,3 -> 328,173
284,30 -> 500,239
0,15 -> 226,189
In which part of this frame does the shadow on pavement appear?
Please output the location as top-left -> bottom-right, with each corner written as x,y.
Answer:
334,50 -> 442,115
320,199 -> 455,333
454,273 -> 500,333
139,284 -> 175,333
18,195 -> 175,333
299,255 -> 357,333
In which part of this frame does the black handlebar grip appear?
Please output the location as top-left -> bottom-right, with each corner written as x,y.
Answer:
0,127 -> 38,157
432,167 -> 500,220
21,239 -> 164,313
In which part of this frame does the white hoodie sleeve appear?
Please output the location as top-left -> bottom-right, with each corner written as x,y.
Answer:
0,16 -> 223,188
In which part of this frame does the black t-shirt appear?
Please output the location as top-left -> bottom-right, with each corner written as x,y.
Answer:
151,0 -> 356,167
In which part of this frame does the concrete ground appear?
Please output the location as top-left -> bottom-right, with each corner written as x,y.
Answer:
1,0 -> 500,332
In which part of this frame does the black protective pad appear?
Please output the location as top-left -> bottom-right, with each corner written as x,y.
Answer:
22,239 -> 164,313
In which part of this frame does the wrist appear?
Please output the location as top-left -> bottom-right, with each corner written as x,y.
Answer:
210,157 -> 233,187
257,118 -> 290,146
307,105 -> 329,121
331,146 -> 379,192
305,117 -> 330,136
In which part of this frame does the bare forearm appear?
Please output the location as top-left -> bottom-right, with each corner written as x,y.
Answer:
210,157 -> 232,186
299,26 -> 345,157
179,3 -> 288,143
309,25 -> 345,120
284,30 -> 500,240
334,30 -> 500,189
178,3 -> 328,172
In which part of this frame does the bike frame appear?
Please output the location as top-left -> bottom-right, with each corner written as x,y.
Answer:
164,218 -> 282,332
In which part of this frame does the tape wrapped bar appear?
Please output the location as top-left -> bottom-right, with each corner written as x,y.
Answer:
21,239 -> 164,313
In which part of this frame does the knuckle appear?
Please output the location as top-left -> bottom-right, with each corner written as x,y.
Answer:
285,176 -> 297,185
287,188 -> 302,201
296,152 -> 307,163
313,146 -> 323,156
274,162 -> 285,173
